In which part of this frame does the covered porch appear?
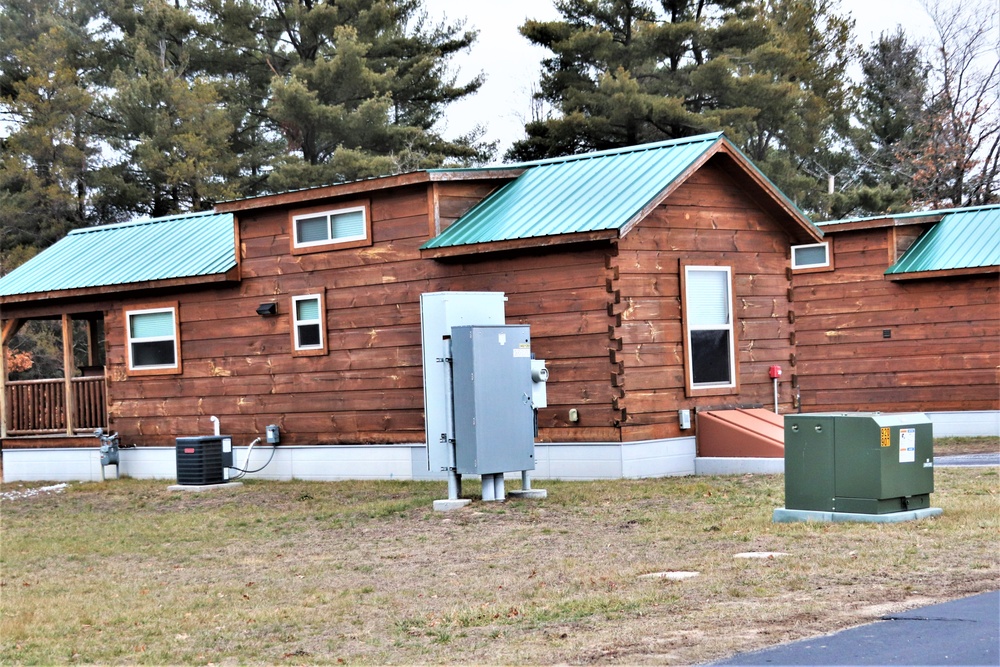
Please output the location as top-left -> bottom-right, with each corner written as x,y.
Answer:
2,313 -> 108,443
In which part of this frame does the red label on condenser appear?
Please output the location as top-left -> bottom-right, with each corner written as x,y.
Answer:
184,448 -> 195,454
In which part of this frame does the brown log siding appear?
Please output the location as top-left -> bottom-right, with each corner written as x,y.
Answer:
793,226 -> 1000,413
103,182 -> 618,447
40,166 -> 805,450
613,163 -> 796,441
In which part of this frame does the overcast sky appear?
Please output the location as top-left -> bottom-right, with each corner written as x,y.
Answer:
421,0 -> 942,158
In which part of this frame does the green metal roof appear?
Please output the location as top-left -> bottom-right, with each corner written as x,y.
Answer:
0,211 -> 236,297
421,133 -> 727,250
886,205 -> 1000,275
816,204 -> 995,227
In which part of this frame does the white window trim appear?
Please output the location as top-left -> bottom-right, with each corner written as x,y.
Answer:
126,305 -> 180,373
292,294 -> 325,351
791,241 -> 831,270
683,265 -> 737,391
292,205 -> 368,249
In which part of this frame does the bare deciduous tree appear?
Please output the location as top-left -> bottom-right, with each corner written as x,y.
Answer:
910,0 -> 1000,207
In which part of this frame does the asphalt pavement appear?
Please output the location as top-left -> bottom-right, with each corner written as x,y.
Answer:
711,590 -> 1000,666
936,453 -> 1000,467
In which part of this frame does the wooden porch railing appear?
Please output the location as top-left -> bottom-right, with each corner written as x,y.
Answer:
4,377 -> 107,435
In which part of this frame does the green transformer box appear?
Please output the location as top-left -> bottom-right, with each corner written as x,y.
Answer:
784,413 -> 934,514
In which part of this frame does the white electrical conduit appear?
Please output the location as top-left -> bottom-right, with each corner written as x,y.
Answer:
243,437 -> 261,471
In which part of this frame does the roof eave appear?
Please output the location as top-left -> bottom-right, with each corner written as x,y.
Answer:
217,169 -> 523,213
420,229 -> 619,259
0,268 -> 240,306
820,214 -> 946,233
885,265 -> 1000,281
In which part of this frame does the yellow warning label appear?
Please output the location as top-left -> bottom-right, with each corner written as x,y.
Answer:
880,427 -> 891,447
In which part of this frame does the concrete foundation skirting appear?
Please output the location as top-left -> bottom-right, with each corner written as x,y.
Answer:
926,411 -> 999,437
695,457 -> 784,475
1,436 -> 698,483
772,507 -> 944,523
4,408 -> 995,483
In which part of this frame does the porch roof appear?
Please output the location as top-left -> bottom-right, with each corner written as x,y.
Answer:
0,211 -> 237,299
886,205 -> 1000,277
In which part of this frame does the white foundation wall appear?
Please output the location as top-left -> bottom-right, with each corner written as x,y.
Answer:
2,437 -> 696,483
926,411 -> 999,437
4,410 -> 995,484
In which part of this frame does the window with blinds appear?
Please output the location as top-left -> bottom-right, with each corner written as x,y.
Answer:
292,294 -> 325,354
126,305 -> 180,373
292,205 -> 368,249
682,265 -> 737,392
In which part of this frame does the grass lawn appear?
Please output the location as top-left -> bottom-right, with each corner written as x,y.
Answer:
1,438 -> 997,665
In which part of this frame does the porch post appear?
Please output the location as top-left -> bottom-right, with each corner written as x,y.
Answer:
0,324 -> 7,439
85,318 -> 97,366
62,314 -> 75,435
0,318 -> 22,439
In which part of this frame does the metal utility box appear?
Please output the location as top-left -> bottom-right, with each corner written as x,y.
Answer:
784,413 -> 934,514
420,291 -> 507,471
175,435 -> 233,485
451,325 -> 535,475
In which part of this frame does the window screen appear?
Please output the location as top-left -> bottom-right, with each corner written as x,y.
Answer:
127,308 -> 178,370
330,209 -> 365,239
293,206 -> 367,247
293,295 -> 323,350
296,215 -> 330,244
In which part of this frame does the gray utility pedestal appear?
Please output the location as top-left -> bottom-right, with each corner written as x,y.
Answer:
451,325 -> 536,476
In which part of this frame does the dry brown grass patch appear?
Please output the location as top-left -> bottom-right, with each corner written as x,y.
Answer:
1,463 -> 997,665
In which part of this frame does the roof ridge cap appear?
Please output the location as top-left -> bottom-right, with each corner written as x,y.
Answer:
505,132 -> 725,169
69,210 -> 227,235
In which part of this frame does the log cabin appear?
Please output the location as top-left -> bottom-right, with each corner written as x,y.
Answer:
1,132 -> 824,482
792,204 -> 1000,436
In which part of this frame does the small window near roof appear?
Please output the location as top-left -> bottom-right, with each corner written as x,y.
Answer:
292,205 -> 368,249
291,293 -> 327,356
791,242 -> 831,270
126,304 -> 181,375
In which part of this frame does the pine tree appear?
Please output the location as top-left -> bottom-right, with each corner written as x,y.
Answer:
94,0 -> 240,218
262,0 -> 492,190
508,0 -> 854,215
510,0 -> 717,158
0,0 -> 101,263
829,29 -> 927,217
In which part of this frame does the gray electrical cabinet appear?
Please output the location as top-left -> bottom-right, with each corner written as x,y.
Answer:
451,325 -> 535,475
419,292 -> 506,471
784,412 -> 934,514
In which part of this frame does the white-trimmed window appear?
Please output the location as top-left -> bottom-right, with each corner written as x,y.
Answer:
292,204 -> 368,250
126,304 -> 181,375
791,241 -> 831,270
682,265 -> 737,394
292,293 -> 326,356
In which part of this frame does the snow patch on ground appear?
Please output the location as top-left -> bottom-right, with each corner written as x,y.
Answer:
0,483 -> 69,502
